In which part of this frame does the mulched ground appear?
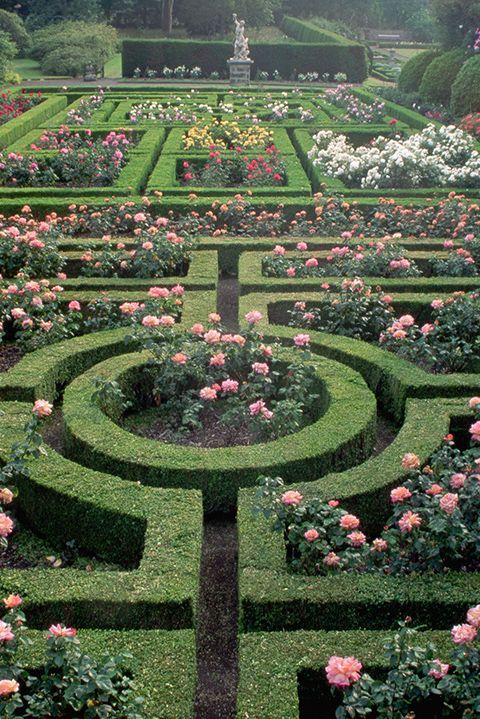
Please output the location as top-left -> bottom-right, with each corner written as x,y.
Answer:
0,540 -> 42,570
372,413 -> 397,456
128,407 -> 259,448
0,345 -> 23,373
194,519 -> 238,719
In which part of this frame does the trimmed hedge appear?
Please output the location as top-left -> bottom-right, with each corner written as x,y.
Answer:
237,629 -> 452,719
419,48 -> 468,106
121,38 -> 369,82
398,49 -> 440,93
18,629 -> 196,718
61,346 -> 376,512
0,95 -> 67,150
0,402 -> 203,629
451,54 -> 480,116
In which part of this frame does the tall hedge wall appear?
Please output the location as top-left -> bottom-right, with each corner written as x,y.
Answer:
121,38 -> 368,82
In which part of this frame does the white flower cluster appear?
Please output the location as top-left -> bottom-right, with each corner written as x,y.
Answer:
308,125 -> 480,189
129,100 -> 213,124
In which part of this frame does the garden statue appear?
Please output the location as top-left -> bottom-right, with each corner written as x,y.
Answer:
232,14 -> 250,61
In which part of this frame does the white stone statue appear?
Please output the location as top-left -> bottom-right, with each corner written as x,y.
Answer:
232,14 -> 250,61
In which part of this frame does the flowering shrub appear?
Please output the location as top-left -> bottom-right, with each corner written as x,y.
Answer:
0,399 -> 52,553
183,120 -> 273,151
181,146 -> 286,187
122,312 -> 318,443
460,112 -> 480,139
0,90 -> 42,126
79,227 -> 193,279
380,292 -> 480,373
288,278 -> 394,342
256,397 -> 480,575
0,129 -> 133,187
66,89 -> 105,125
0,599 -> 144,717
262,239 -> 420,279
328,613 -> 480,718
0,221 -> 64,278
84,285 -> 184,332
308,125 -> 480,189
324,85 -> 387,123
430,240 -> 478,276
129,100 -> 213,124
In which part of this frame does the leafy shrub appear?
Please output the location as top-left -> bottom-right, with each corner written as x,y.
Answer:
451,54 -> 480,117
31,21 -> 118,77
0,9 -> 29,56
0,30 -> 16,83
398,49 -> 439,93
419,48 -> 467,106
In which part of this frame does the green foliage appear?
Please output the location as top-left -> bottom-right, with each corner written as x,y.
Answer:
31,21 -> 118,76
0,9 -> 30,56
234,0 -> 283,27
175,0 -> 234,36
0,29 -> 17,83
451,54 -> 480,116
398,49 -> 440,93
25,0 -> 104,30
429,0 -> 480,48
419,48 -> 468,106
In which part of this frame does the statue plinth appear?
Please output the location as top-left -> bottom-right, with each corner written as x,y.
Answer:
227,58 -> 254,85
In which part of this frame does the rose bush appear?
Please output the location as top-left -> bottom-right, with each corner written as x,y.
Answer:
181,145 -> 286,188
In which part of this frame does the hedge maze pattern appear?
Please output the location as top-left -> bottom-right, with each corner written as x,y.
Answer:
0,88 -> 479,717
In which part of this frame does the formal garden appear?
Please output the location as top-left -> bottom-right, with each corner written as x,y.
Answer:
0,0 -> 479,718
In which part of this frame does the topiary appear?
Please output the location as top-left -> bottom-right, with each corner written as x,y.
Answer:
419,48 -> 468,106
0,9 -> 30,56
451,55 -> 480,117
398,49 -> 440,93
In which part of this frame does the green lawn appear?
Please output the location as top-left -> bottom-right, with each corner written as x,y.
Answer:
12,57 -> 44,80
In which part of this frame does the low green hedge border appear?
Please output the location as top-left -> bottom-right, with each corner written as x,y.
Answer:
0,286 -> 216,403
237,629 -> 452,719
237,250 -> 480,295
0,402 -> 202,629
61,346 -> 376,512
0,96 -> 67,150
237,395 -> 480,632
18,628 -> 196,719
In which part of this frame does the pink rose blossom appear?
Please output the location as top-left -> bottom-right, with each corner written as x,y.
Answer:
401,453 -> 420,470
450,473 -> 466,489
398,511 -> 422,533
171,353 -> 187,365
273,245 -> 286,255
297,242 -> 308,251
340,514 -> 360,530
0,488 -> 13,505
0,679 -> 19,696
468,396 -> 480,409
326,656 -> 362,688
32,400 -> 52,417
142,315 -> 160,327
148,286 -> 170,299
68,300 -> 81,311
171,284 -> 185,296
469,420 -> 480,442
431,299 -> 444,310
221,379 -> 239,394
467,605 -> 480,628
0,621 -> 14,642
372,538 -> 388,552
347,531 -> 366,547
439,493 -> 459,514
304,528 -> 320,542
429,660 -> 449,679
294,333 -> 310,347
426,483 -> 443,496
390,486 -> 412,503
208,313 -> 221,323
252,362 -> 269,375
159,315 -> 175,326
204,329 -> 221,344
210,353 -> 226,367
199,387 -> 217,401
48,624 -> 77,638
245,310 -> 262,324
281,490 -> 303,506
0,514 -> 13,538
451,623 -> 477,644
323,552 -> 341,567
328,500 -> 339,508
305,257 -> 319,268
3,594 -> 22,609
191,323 -> 204,335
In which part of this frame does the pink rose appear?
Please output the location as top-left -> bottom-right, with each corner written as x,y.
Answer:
294,333 -> 310,347
439,493 -> 459,514
273,245 -> 286,255
0,679 -> 19,696
467,604 -> 480,628
340,514 -> 360,530
148,286 -> 170,299
390,486 -> 412,503
32,399 -> 52,417
68,300 -> 81,311
426,483 -> 443,496
323,551 -> 341,567
451,623 -> 477,644
0,514 -> 13,538
210,353 -> 225,367
191,323 -> 204,335
372,538 -> 388,552
159,315 -> 175,326
281,490 -> 303,506
304,528 -> 319,542
48,624 -> 77,638
305,257 -> 319,268
245,310 -> 262,325
429,660 -> 449,679
297,241 -> 308,251
398,511 -> 422,533
347,531 -> 366,547
3,594 -> 22,609
0,488 -> 13,505
450,473 -> 466,489
204,329 -> 221,344
171,284 -> 184,296
221,379 -> 239,394
325,656 -> 362,688
469,420 -> 480,442
468,396 -> 480,409
199,387 -> 217,401
431,299 -> 444,310
328,500 -> 339,508
171,353 -> 187,365
252,362 -> 269,375
401,453 -> 420,470
0,621 -> 14,642
208,313 -> 221,323
142,315 -> 160,327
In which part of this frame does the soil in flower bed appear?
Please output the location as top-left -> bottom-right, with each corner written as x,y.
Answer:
124,406 -> 260,448
0,344 -> 23,373
0,521 -> 121,572
371,413 -> 397,457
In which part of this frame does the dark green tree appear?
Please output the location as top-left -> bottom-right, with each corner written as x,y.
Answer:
25,0 -> 103,29
429,0 -> 480,48
0,29 -> 17,81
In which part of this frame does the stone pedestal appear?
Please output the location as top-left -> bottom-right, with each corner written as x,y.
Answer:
227,59 -> 254,85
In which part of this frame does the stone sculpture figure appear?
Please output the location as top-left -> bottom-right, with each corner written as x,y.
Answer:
232,14 -> 250,61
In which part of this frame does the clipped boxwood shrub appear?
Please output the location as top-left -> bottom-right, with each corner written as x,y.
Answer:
398,49 -> 440,93
419,48 -> 467,106
451,54 -> 480,116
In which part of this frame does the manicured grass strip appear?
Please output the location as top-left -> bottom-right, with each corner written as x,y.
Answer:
62,348 -> 376,512
237,629 -> 452,719
0,402 -> 202,628
18,629 -> 196,719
